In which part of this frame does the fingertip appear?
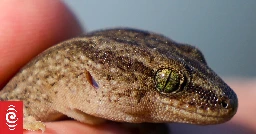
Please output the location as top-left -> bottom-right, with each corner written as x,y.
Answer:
23,121 -> 131,134
0,0 -> 83,88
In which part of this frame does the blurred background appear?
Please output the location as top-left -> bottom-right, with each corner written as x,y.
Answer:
63,1 -> 255,134
63,0 -> 256,78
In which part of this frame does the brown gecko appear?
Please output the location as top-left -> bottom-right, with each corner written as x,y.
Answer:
0,28 -> 238,132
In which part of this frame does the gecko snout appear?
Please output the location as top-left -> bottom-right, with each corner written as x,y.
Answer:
221,87 -> 238,117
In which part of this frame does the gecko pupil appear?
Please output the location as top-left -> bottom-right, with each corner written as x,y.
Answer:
155,68 -> 181,94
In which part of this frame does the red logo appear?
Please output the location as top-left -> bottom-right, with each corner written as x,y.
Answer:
0,101 -> 23,134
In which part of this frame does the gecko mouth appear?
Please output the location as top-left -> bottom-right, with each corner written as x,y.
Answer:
181,105 -> 236,125
159,96 -> 237,124
169,106 -> 234,125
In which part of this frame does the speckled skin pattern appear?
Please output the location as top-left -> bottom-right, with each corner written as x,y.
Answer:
0,28 -> 238,131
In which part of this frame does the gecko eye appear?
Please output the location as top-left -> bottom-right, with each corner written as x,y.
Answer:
155,68 -> 184,94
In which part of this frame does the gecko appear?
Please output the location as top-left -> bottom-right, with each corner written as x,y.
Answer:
0,28 -> 238,132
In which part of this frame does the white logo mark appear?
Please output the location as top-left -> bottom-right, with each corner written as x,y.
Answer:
5,105 -> 19,130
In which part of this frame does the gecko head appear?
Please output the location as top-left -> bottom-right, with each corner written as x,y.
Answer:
75,28 -> 237,125
153,64 -> 238,125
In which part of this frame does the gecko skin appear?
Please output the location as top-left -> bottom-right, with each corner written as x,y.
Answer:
0,28 -> 238,131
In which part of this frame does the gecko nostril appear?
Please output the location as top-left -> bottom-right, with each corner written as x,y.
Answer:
221,100 -> 229,109
85,70 -> 99,89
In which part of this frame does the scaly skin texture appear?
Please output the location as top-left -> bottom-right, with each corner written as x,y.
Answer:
0,28 -> 238,131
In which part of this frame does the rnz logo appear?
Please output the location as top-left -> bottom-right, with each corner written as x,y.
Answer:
5,105 -> 19,130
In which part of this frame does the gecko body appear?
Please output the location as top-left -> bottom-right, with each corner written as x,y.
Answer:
0,28 -> 238,131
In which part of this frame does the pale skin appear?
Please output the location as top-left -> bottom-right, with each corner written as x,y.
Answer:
0,0 -> 255,134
